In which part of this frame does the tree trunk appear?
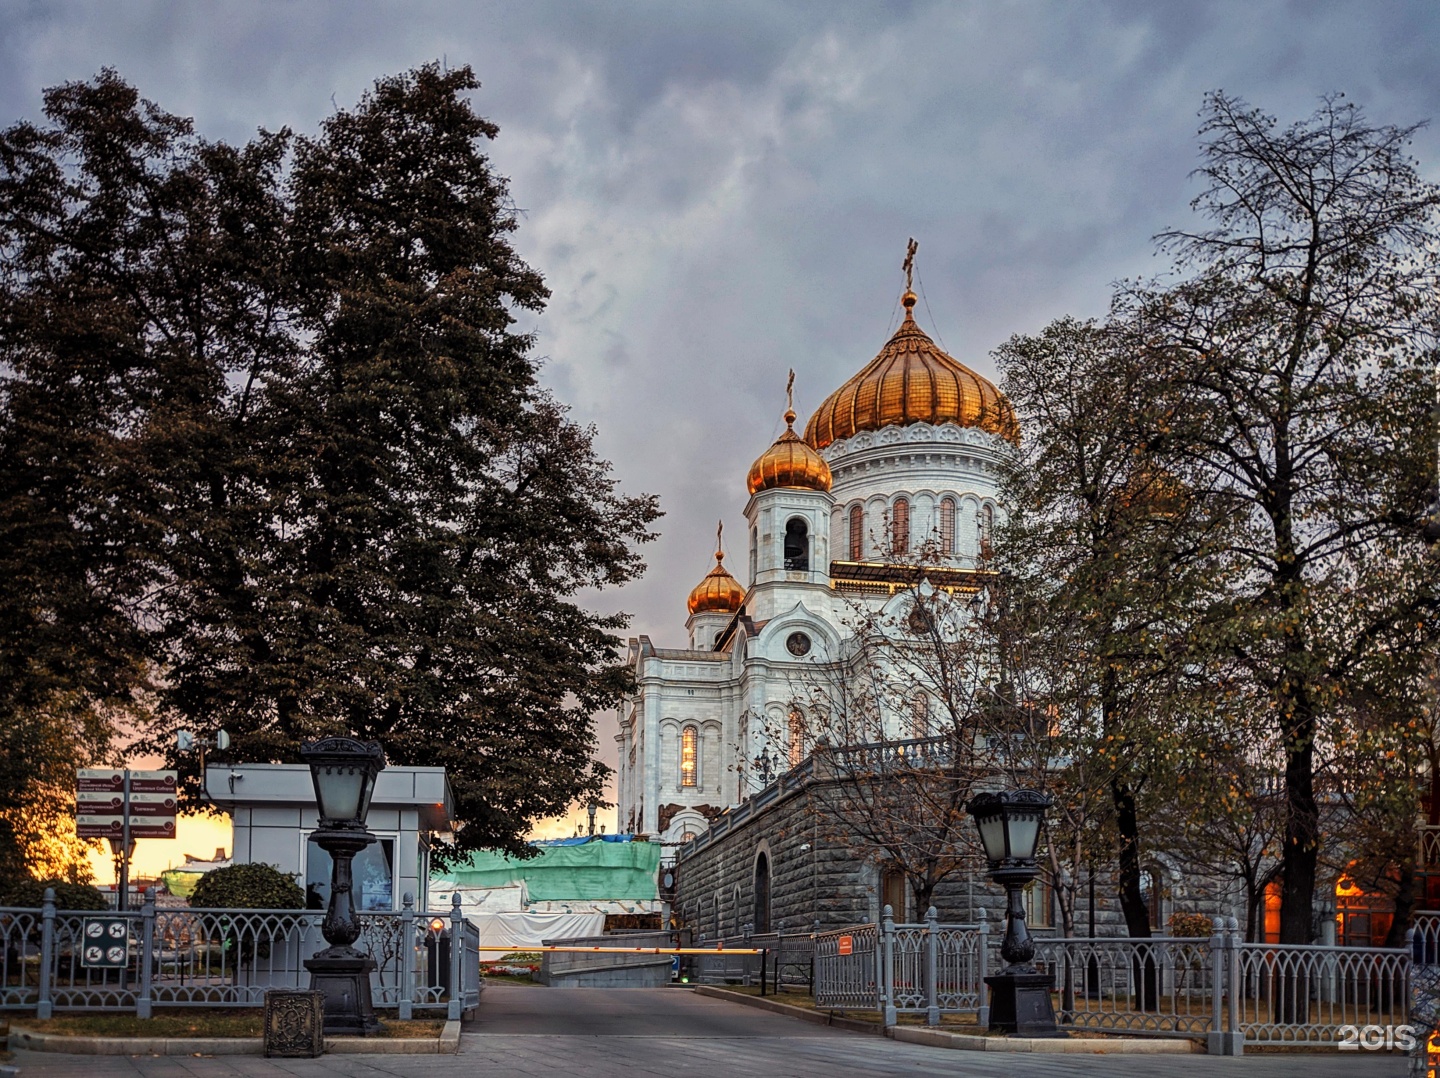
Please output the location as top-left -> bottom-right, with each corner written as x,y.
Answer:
1383,859 -> 1417,950
1110,778 -> 1152,938
1279,705 -> 1319,944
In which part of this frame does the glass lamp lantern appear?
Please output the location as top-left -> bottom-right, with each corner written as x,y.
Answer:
302,737 -> 384,828
967,790 -> 1049,865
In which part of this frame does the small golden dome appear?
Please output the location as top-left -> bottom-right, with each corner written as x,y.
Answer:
687,548 -> 745,616
747,407 -> 833,495
804,291 -> 1020,449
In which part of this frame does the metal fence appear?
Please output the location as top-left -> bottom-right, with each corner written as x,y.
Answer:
811,908 -> 1412,1053
1,888 -> 481,1020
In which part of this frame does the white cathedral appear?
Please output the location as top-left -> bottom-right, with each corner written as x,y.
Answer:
616,283 -> 1020,843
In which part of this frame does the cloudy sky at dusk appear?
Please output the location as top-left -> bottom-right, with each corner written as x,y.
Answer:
6,0 -> 1440,845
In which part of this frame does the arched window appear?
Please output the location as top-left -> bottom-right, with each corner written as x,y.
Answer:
979,503 -> 994,554
788,709 -> 805,767
891,498 -> 910,556
908,695 -> 928,739
753,853 -> 771,933
848,505 -> 864,560
784,517 -> 809,571
680,726 -> 698,787
940,498 -> 957,555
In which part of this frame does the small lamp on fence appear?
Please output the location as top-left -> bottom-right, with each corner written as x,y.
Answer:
301,736 -> 386,1037
966,789 -> 1063,1037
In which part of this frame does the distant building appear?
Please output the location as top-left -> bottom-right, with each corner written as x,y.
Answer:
617,284 -> 1016,845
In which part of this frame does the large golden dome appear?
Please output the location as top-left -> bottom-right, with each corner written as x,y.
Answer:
687,549 -> 745,616
804,292 -> 1019,449
747,407 -> 833,495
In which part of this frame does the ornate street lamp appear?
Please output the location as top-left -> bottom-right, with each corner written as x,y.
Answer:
966,789 -> 1062,1037
587,798 -> 598,839
301,737 -> 386,1036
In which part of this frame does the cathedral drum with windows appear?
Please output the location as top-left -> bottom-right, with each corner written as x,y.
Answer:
615,282 -> 1018,845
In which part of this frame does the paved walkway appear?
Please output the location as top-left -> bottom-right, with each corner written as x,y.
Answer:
11,985 -> 1411,1077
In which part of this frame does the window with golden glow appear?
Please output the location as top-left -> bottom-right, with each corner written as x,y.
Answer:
848,505 -> 864,560
788,710 -> 805,767
940,498 -> 956,555
680,727 -> 698,787
980,503 -> 994,553
891,498 -> 909,555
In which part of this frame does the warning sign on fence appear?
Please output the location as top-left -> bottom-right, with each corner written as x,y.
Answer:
80,918 -> 129,968
837,935 -> 853,956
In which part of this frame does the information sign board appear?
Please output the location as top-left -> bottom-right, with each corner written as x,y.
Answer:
75,769 -> 177,839
837,935 -> 853,956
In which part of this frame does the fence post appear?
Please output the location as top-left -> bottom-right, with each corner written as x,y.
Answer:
976,906 -> 990,1027
925,905 -> 940,1027
399,893 -> 415,1021
880,904 -> 897,1028
37,887 -> 56,1019
137,891 -> 155,1019
448,891 -> 464,1020
1223,917 -> 1243,1056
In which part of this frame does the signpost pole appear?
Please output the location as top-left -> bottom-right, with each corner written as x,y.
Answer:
118,770 -> 131,912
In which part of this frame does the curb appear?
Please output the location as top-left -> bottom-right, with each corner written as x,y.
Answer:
11,1020 -> 461,1057
889,1026 -> 1199,1054
694,989 -> 1200,1054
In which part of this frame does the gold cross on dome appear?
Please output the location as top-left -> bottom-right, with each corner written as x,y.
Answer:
716,519 -> 724,557
903,238 -> 918,291
786,369 -> 795,413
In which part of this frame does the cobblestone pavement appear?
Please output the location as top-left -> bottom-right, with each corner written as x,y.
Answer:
11,985 -> 1411,1078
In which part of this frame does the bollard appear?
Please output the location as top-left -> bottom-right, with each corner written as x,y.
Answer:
448,892 -> 464,1020
880,904 -> 897,1028
37,887 -> 55,1020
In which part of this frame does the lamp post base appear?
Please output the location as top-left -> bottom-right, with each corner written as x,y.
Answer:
305,951 -> 382,1036
984,971 -> 1065,1037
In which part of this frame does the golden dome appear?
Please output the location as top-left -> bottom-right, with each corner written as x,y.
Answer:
804,291 -> 1020,449
687,548 -> 745,616
747,407 -> 833,495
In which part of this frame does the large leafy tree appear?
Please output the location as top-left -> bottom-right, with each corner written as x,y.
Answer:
1136,93 -> 1440,942
995,316 -> 1236,938
0,65 -> 659,861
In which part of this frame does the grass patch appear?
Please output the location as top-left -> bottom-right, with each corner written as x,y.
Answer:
23,1009 -> 443,1039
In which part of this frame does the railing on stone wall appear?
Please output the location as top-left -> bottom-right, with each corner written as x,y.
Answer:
0,887 -> 480,1019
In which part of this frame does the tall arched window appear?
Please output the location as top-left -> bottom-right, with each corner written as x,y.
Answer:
784,517 -> 809,571
788,709 -> 805,767
908,695 -> 928,739
680,726 -> 698,787
980,503 -> 994,554
848,505 -> 864,560
749,527 -> 757,583
891,498 -> 910,555
940,498 -> 957,555
753,853 -> 771,933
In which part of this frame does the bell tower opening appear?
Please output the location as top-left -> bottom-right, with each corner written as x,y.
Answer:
784,517 -> 809,571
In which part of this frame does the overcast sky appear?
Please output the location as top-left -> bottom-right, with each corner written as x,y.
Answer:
6,0 -> 1440,833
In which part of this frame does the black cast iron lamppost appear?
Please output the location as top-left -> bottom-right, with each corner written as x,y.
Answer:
966,789 -> 1063,1037
302,736 -> 386,1036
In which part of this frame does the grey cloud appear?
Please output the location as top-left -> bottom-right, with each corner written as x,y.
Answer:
3,0 -> 1438,803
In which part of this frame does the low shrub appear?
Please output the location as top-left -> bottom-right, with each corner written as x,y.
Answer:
0,878 -> 108,910
188,863 -> 303,909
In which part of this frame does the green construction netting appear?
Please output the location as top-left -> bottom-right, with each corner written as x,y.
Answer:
161,868 -> 204,899
442,839 -> 660,901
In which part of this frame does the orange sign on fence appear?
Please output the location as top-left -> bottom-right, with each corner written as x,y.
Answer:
837,935 -> 853,956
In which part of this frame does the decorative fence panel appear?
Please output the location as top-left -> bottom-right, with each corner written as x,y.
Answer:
0,888 -> 479,1019
1034,934 -> 1218,1037
813,924 -> 880,1010
1234,940 -> 1409,1046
